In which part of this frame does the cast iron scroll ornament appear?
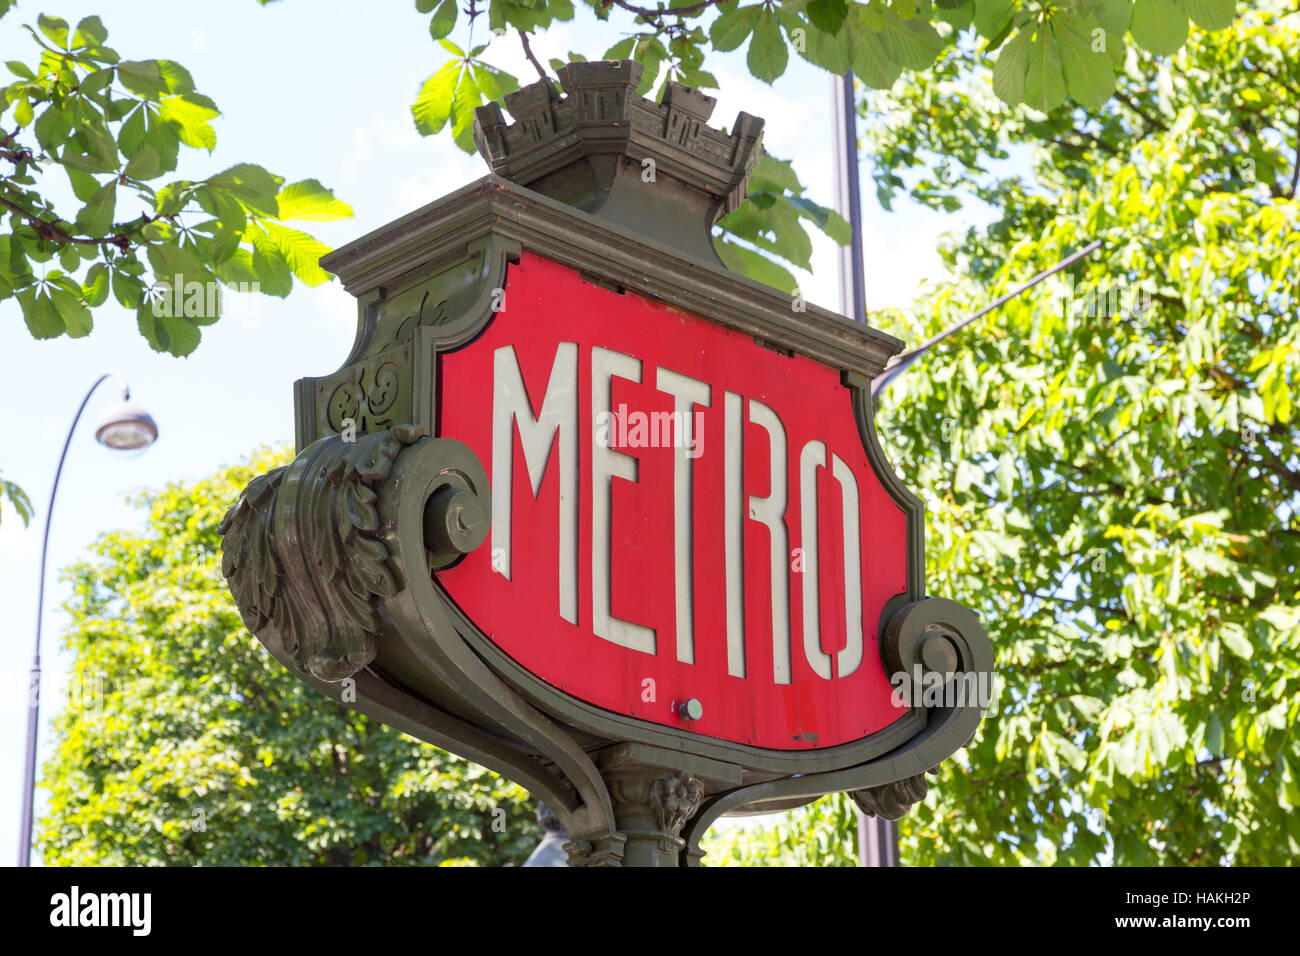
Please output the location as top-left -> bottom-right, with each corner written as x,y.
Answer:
850,774 -> 929,821
677,597 -> 992,865
220,425 -> 500,682
219,427 -> 426,681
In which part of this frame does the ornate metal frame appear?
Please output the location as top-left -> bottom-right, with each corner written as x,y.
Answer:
220,62 -> 994,866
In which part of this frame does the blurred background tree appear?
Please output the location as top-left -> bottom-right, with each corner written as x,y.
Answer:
703,0 -> 1300,866
38,447 -> 539,866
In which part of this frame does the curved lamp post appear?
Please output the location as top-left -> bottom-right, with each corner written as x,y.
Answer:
17,373 -> 158,867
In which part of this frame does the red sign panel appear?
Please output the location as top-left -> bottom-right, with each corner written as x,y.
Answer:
437,252 -> 909,750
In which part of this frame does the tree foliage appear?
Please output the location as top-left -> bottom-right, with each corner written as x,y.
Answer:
0,6 -> 351,358
397,0 -> 1230,292
700,793 -> 860,865
403,0 -> 1233,116
38,447 -> 540,866
719,0 -> 1300,865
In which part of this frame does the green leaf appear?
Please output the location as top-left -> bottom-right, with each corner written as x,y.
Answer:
211,248 -> 258,286
603,37 -> 636,60
471,62 -> 519,104
749,154 -> 802,193
1092,0 -> 1134,35
878,10 -> 945,71
34,101 -> 72,151
124,144 -> 162,180
997,452 -> 1016,497
788,196 -> 852,245
76,180 -> 117,236
13,94 -> 32,128
428,0 -> 459,39
747,11 -> 789,83
259,221 -> 332,286
0,475 -> 33,526
718,198 -> 813,269
117,106 -> 147,157
80,68 -> 114,96
805,0 -> 849,33
1220,624 -> 1253,660
1183,0 -> 1235,31
838,11 -> 904,89
158,93 -> 219,150
714,238 -> 798,293
208,227 -> 242,265
73,103 -> 120,170
37,14 -> 70,48
449,66 -> 482,152
137,306 -> 201,356
154,181 -> 194,217
112,268 -> 144,309
1131,0 -> 1189,56
73,15 -> 109,48
991,25 -> 1034,104
936,0 -> 974,30
711,4 -> 760,53
147,242 -> 212,296
83,262 -> 110,306
274,180 -> 353,222
1054,18 -> 1115,110
49,284 -> 93,337
630,36 -> 667,95
411,62 -> 462,137
1259,606 -> 1300,632
977,0 -> 1013,37
1204,712 -> 1223,755
17,288 -> 64,338
247,226 -> 293,297
1023,26 -> 1067,112
207,163 -> 282,216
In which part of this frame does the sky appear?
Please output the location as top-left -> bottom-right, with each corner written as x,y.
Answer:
0,0 -> 994,864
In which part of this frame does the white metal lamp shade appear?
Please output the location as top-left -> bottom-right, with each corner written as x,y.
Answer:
94,401 -> 159,450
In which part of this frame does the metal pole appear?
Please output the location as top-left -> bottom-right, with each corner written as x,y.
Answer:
870,239 -> 1104,396
833,72 -> 866,325
832,71 -> 898,868
18,372 -> 128,866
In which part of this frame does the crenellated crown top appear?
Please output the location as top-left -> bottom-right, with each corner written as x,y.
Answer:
473,60 -> 765,263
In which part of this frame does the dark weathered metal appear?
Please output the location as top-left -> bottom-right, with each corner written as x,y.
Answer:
475,60 -> 762,265
220,63 -> 995,867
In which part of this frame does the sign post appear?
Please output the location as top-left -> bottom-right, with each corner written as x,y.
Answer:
220,61 -> 994,867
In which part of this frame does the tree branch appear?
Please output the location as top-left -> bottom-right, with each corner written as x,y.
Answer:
1288,112 -> 1300,200
517,30 -> 546,82
1115,91 -> 1168,136
0,193 -> 139,251
604,0 -> 724,21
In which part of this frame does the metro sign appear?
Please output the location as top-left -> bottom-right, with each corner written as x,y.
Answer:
438,252 -> 909,750
223,61 -> 992,864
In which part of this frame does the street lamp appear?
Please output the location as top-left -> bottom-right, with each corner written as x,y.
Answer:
17,373 -> 158,867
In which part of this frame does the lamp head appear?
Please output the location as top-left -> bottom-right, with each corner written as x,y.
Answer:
94,401 -> 158,450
